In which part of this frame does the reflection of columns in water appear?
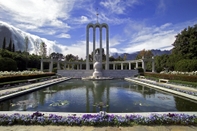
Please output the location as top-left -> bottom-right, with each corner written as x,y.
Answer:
86,87 -> 90,112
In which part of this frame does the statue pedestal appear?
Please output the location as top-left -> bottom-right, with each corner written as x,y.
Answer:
93,61 -> 102,78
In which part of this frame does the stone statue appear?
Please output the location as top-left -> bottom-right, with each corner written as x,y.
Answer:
93,51 -> 102,78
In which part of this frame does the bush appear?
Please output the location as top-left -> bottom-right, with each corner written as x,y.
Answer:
0,57 -> 17,71
175,59 -> 197,72
136,67 -> 144,75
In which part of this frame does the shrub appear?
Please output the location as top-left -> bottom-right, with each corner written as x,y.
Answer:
175,59 -> 197,72
0,57 -> 17,71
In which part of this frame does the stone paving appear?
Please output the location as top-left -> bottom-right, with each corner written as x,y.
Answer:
0,77 -> 70,101
0,126 -> 197,131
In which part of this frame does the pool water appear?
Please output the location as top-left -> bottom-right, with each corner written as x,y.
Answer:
0,79 -> 197,113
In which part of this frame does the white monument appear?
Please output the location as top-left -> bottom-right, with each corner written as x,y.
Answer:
93,51 -> 102,78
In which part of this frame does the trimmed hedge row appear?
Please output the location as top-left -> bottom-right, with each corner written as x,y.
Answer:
144,72 -> 197,82
0,72 -> 56,83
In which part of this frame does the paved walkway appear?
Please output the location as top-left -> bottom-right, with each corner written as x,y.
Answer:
0,77 -> 70,101
0,125 -> 197,131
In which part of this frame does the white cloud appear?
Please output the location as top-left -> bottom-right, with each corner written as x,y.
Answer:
56,33 -> 71,38
0,0 -> 74,31
100,0 -> 138,14
156,0 -> 166,14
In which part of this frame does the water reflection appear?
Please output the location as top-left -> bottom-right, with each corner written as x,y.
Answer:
0,79 -> 197,112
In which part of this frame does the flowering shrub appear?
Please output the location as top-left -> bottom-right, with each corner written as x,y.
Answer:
160,71 -> 197,76
0,111 -> 196,126
0,71 -> 44,77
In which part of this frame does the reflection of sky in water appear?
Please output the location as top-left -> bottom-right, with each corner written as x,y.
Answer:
0,79 -> 197,112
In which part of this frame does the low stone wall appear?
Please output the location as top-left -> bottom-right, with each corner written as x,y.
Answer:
57,70 -> 138,78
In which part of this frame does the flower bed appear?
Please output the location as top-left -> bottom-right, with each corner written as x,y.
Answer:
0,71 -> 55,83
0,71 -> 45,77
0,111 -> 196,126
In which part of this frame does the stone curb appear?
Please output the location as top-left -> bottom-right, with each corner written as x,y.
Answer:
0,77 -> 71,101
125,77 -> 197,102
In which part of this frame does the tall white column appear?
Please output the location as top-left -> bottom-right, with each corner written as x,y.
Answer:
86,25 -> 90,70
106,26 -> 109,70
129,62 -> 131,70
152,57 -> 155,72
57,60 -> 60,70
93,28 -> 96,62
113,63 -> 115,70
80,64 -> 82,70
49,57 -> 53,72
121,63 -> 123,70
72,64 -> 74,70
100,27 -> 102,63
64,63 -> 67,70
136,62 -> 138,69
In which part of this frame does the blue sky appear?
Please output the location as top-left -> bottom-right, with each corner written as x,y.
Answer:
0,0 -> 197,58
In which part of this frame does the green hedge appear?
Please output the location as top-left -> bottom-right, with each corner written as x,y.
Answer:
144,72 -> 197,82
0,72 -> 56,83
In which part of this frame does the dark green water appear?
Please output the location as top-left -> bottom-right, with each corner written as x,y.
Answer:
0,79 -> 197,113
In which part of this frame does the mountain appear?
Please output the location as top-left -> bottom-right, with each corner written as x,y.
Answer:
0,21 -> 66,55
112,49 -> 171,60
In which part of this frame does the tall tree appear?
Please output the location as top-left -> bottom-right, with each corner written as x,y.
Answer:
2,37 -> 6,49
25,36 -> 29,53
24,36 -> 29,69
34,40 -> 40,55
8,39 -> 12,51
136,49 -> 153,59
12,43 -> 15,52
39,42 -> 47,58
172,24 -> 197,59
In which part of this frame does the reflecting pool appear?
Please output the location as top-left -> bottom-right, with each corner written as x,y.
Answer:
0,79 -> 197,113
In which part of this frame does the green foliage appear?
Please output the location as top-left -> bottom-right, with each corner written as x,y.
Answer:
0,57 -> 17,71
172,24 -> 197,59
175,59 -> 197,72
2,37 -> 6,49
136,49 -> 153,60
25,36 -> 29,52
137,67 -> 144,75
155,54 -> 169,73
39,42 -> 47,58
7,39 -> 12,51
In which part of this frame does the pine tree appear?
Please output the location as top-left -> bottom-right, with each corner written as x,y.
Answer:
8,39 -> 12,51
2,37 -> 6,49
12,43 -> 15,52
